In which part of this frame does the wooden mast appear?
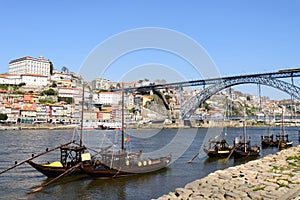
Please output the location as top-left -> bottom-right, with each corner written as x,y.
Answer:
80,82 -> 85,147
121,82 -> 125,151
243,108 -> 247,152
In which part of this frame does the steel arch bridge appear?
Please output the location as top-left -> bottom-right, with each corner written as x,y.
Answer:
180,76 -> 300,119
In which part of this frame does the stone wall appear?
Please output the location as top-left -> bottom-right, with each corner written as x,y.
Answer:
156,146 -> 300,200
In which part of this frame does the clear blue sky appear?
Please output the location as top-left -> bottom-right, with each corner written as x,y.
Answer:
1,1 -> 299,99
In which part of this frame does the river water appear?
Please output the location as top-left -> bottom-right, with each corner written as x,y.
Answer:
0,127 -> 299,200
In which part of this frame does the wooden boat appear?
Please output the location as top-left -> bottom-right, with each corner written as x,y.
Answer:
27,144 -> 86,178
82,151 -> 171,177
203,139 -> 233,158
26,85 -> 89,178
203,107 -> 233,158
261,118 -> 278,147
277,134 -> 293,149
233,139 -> 260,158
261,135 -> 278,147
276,111 -> 293,149
233,117 -> 260,158
81,83 -> 172,177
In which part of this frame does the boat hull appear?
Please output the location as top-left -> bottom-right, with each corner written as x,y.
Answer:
261,140 -> 279,148
233,151 -> 260,158
82,155 -> 171,177
203,149 -> 232,158
27,161 -> 83,178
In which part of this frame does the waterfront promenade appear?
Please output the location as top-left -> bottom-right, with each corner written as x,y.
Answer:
156,145 -> 300,200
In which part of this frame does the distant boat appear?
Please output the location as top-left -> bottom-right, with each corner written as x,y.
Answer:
233,115 -> 260,158
203,106 -> 234,158
276,111 -> 293,149
233,137 -> 260,158
203,139 -> 233,158
261,116 -> 278,147
261,134 -> 278,147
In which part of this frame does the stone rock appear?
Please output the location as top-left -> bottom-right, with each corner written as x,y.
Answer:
277,179 -> 289,186
215,170 -> 232,180
262,181 -> 278,188
155,145 -> 300,200
174,188 -> 192,198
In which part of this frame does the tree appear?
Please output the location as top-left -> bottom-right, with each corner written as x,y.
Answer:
61,66 -> 69,73
50,81 -> 57,88
0,113 -> 8,121
18,82 -> 26,87
49,60 -> 54,75
40,88 -> 57,96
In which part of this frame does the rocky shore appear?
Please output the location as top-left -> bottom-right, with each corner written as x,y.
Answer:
156,145 -> 300,200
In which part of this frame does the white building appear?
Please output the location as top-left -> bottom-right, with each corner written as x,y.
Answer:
0,73 -> 48,86
0,74 -> 22,85
20,74 -> 48,86
93,92 -> 122,105
51,71 -> 73,81
91,78 -> 110,91
58,87 -> 80,98
9,56 -> 51,77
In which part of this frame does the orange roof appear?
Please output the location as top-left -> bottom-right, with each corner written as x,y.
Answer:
21,73 -> 47,77
0,74 -> 20,77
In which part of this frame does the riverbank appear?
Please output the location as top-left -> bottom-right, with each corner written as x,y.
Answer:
0,124 -> 77,130
156,145 -> 300,200
1,119 -> 300,130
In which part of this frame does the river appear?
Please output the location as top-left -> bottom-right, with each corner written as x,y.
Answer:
0,127 -> 299,200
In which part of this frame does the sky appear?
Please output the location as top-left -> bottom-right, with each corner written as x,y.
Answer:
0,1 -> 300,99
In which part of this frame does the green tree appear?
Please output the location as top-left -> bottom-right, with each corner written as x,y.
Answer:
128,107 -> 136,113
41,88 -> 57,96
0,113 -> 8,121
18,82 -> 26,87
49,60 -> 54,75
50,81 -> 57,87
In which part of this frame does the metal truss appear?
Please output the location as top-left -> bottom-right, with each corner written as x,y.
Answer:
180,77 -> 300,119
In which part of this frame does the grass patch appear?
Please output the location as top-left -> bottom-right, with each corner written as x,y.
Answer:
253,186 -> 265,191
288,162 -> 297,167
277,183 -> 290,188
286,155 -> 300,161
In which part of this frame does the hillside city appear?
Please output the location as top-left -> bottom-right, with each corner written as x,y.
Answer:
0,56 -> 298,129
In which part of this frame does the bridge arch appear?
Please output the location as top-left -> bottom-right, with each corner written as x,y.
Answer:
180,76 -> 300,119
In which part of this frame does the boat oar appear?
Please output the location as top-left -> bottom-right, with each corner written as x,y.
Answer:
0,141 -> 75,175
188,146 -> 205,164
224,146 -> 237,163
187,151 -> 201,164
27,162 -> 82,194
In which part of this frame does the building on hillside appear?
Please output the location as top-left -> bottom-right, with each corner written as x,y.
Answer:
93,92 -> 122,105
0,74 -> 22,85
0,73 -> 48,86
9,56 -> 51,77
20,74 -> 48,86
20,104 -> 37,123
51,71 -> 73,81
91,78 -> 110,91
57,87 -> 79,98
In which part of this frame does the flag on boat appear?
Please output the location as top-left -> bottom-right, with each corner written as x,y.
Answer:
124,137 -> 130,142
